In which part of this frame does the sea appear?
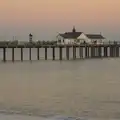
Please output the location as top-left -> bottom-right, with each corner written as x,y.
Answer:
0,48 -> 120,120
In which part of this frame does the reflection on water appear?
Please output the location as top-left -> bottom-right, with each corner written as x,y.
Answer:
0,49 -> 120,119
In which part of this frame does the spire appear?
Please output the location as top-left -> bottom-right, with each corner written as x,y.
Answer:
29,33 -> 33,42
29,33 -> 33,37
72,26 -> 76,32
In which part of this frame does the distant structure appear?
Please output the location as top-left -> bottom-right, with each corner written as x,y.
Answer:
56,27 -> 106,44
29,33 -> 33,42
72,26 -> 76,32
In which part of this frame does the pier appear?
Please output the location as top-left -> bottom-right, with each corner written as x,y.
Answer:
0,42 -> 120,62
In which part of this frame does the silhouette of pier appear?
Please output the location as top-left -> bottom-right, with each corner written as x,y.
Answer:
0,42 -> 120,62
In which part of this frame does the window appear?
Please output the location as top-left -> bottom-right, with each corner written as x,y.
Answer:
58,39 -> 61,43
79,39 -> 85,43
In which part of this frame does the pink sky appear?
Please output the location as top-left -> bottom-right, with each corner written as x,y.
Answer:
0,0 -> 120,40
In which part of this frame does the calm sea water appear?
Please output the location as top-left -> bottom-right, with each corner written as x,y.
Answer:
0,48 -> 120,120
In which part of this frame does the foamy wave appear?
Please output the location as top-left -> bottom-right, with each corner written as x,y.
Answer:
0,109 -> 86,120
0,112 -> 87,120
50,116 -> 86,120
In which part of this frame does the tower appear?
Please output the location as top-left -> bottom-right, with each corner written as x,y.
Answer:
29,33 -> 33,42
72,26 -> 76,32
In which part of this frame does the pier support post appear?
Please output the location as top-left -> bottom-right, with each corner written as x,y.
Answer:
110,46 -> 113,57
93,47 -> 95,58
90,47 -> 92,58
85,46 -> 89,58
112,46 -> 114,57
29,48 -> 32,61
21,48 -> 23,61
45,47 -> 47,60
12,48 -> 15,62
52,47 -> 55,60
73,46 -> 76,60
59,47 -> 62,60
95,47 -> 98,57
66,46 -> 69,60
91,46 -> 95,58
37,48 -> 40,60
3,48 -> 6,62
94,47 -> 96,57
104,47 -> 108,57
115,46 -> 117,57
88,46 -> 89,58
85,46 -> 87,58
81,47 -> 83,58
113,46 -> 115,57
79,47 -> 83,58
116,46 -> 119,57
98,46 -> 102,58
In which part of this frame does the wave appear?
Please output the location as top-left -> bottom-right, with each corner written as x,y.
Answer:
0,109 -> 86,120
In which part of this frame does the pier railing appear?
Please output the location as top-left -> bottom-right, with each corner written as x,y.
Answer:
0,40 -> 120,47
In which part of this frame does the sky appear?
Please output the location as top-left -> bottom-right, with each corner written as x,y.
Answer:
0,0 -> 120,41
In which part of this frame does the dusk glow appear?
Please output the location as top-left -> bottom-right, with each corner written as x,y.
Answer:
0,0 -> 120,40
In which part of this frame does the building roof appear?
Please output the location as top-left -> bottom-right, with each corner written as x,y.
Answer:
59,27 -> 105,39
86,34 -> 105,39
59,27 -> 82,39
59,32 -> 82,39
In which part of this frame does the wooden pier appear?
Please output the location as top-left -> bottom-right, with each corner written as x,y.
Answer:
0,43 -> 120,62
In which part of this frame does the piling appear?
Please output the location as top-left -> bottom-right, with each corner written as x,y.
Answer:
110,46 -> 112,57
93,47 -> 96,57
104,47 -> 108,57
73,46 -> 76,60
93,47 -> 96,58
85,46 -> 87,58
12,48 -> 15,62
66,46 -> 69,60
81,47 -> 83,58
37,48 -> 40,60
79,47 -> 83,58
45,47 -> 47,60
3,48 -> 6,62
85,46 -> 89,58
88,46 -> 89,58
21,48 -> 23,61
98,46 -> 102,58
116,46 -> 119,57
96,46 -> 99,58
52,47 -> 55,60
114,46 -> 117,57
113,46 -> 116,57
95,47 -> 98,57
112,46 -> 115,57
91,46 -> 95,58
59,47 -> 62,60
109,46 -> 113,57
29,48 -> 32,61
91,47 -> 93,58
94,47 -> 96,57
